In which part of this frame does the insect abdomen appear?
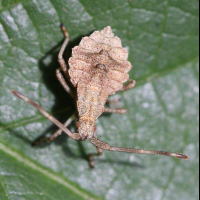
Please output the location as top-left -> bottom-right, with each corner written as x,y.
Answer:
68,26 -> 133,120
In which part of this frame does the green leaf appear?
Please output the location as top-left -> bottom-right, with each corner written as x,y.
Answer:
0,0 -> 199,199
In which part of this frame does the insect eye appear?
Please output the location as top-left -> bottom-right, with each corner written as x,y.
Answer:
93,125 -> 97,132
76,121 -> 81,127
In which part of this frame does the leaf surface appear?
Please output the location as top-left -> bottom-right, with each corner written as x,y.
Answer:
0,0 -> 199,199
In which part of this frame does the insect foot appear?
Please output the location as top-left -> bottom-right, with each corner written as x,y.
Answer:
11,25 -> 189,168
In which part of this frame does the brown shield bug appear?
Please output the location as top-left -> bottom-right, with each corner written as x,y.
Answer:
11,25 -> 189,167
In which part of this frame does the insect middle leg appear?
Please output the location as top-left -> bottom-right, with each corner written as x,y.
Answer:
104,107 -> 127,114
88,146 -> 103,168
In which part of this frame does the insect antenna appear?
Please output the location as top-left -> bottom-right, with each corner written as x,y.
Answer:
11,90 -> 81,140
90,137 -> 189,160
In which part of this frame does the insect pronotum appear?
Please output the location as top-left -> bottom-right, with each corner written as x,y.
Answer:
11,25 -> 189,167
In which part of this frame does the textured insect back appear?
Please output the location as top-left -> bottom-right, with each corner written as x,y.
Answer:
68,26 -> 133,140
68,26 -> 132,94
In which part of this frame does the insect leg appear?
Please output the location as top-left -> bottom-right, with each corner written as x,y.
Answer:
104,107 -> 127,114
56,68 -> 74,98
11,90 -> 81,141
105,99 -> 127,114
90,137 -> 189,160
34,114 -> 77,145
88,147 -> 103,168
105,79 -> 136,114
117,79 -> 136,93
58,24 -> 71,83
107,98 -> 120,104
47,114 -> 77,142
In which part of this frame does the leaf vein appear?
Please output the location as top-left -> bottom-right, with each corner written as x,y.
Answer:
153,0 -> 171,73
0,0 -> 29,12
0,143 -> 98,200
170,6 -> 199,18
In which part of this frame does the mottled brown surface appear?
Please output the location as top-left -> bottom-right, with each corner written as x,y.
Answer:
68,26 -> 132,139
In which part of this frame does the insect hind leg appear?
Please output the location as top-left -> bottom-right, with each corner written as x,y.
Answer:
56,68 -> 74,98
105,99 -> 127,114
104,79 -> 136,114
117,79 -> 136,93
58,24 -> 71,83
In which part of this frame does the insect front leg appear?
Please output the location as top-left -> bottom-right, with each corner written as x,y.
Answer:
11,91 -> 81,141
117,79 -> 136,93
47,114 -> 77,142
33,114 -> 77,145
88,146 -> 103,168
58,24 -> 71,83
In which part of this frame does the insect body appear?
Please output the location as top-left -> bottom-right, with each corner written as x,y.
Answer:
69,27 -> 131,140
11,25 -> 189,167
